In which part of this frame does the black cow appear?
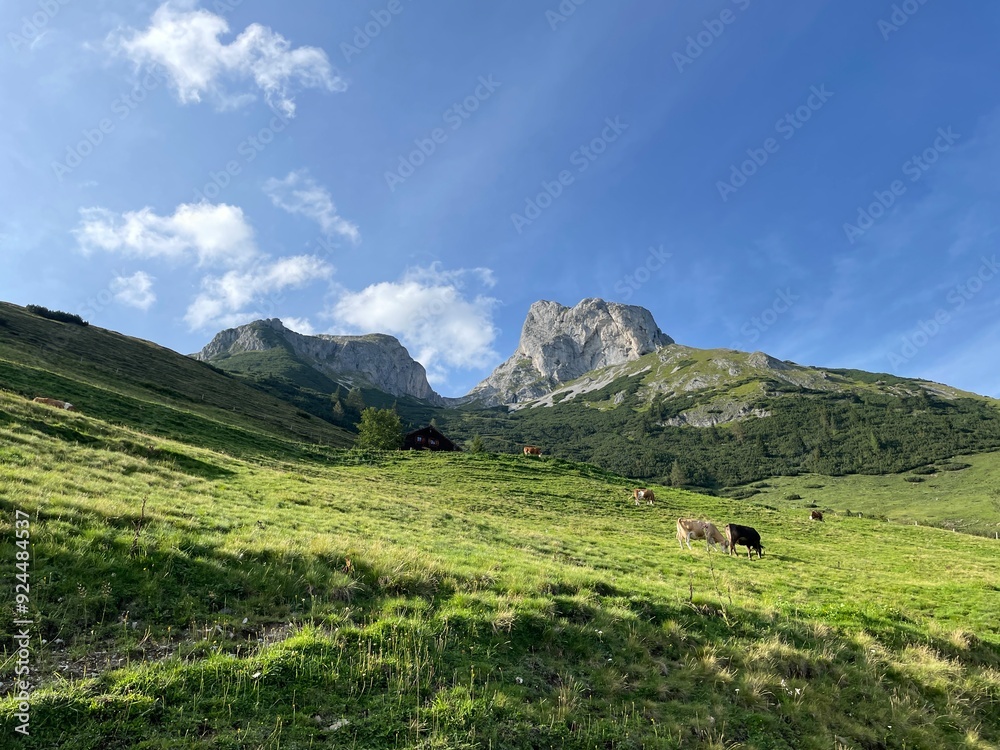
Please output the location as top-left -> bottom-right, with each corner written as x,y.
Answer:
725,523 -> 764,560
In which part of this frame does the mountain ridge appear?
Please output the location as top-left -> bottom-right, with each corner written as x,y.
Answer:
194,317 -> 445,405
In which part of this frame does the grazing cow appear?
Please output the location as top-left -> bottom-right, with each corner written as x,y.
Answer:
725,523 -> 764,560
523,445 -> 542,456
676,518 -> 729,552
632,488 -> 655,505
32,397 -> 76,411
810,510 -> 824,522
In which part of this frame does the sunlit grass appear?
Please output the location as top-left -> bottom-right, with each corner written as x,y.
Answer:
0,389 -> 998,748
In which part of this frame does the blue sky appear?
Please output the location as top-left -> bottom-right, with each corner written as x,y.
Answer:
2,0 -> 998,398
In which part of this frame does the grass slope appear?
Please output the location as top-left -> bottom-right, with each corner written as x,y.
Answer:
1,390 -> 999,749
745,452 -> 1000,537
0,302 -> 354,456
434,350 -> 1000,489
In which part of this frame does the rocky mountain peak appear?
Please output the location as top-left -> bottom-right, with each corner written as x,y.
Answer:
466,298 -> 673,407
193,319 -> 443,404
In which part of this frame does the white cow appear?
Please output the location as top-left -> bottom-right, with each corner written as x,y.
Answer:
676,518 -> 729,553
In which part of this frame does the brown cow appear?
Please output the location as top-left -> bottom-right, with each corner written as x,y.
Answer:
32,397 -> 77,411
676,518 -> 729,552
810,510 -> 824,522
632,488 -> 655,505
523,445 -> 542,456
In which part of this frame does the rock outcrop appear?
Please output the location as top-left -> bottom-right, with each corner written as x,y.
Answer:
466,298 -> 672,407
194,319 -> 443,404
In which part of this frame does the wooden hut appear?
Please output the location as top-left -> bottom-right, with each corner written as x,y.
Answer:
403,425 -> 462,452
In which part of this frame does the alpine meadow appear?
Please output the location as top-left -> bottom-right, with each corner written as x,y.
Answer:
2,297 -> 1000,749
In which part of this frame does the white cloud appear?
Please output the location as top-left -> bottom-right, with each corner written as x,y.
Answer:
263,171 -> 360,244
113,2 -> 345,117
185,255 -> 333,330
112,271 -> 156,310
74,202 -> 258,269
332,264 -> 500,380
280,316 -> 316,335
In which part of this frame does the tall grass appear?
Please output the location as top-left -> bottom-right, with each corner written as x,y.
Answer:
0,390 -> 998,748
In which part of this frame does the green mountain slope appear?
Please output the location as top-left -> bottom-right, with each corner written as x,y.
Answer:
432,346 -> 1000,488
205,344 -> 442,432
203,330 -> 1000,490
1,388 -> 998,748
747,451 -> 1000,537
0,302 -> 354,455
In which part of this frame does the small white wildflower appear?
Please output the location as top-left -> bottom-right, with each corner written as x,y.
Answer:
515,676 -> 523,684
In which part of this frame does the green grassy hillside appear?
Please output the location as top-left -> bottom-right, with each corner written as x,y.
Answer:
0,302 -> 354,456
1,389 -> 998,749
743,452 -> 1000,537
214,335 -> 1000,490
208,345 -> 442,433
434,348 -> 1000,488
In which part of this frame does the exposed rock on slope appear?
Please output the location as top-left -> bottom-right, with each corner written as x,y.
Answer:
194,318 -> 443,404
467,298 -> 673,407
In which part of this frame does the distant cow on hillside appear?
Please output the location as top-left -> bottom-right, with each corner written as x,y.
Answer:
523,445 -> 542,456
632,488 -> 655,505
32,397 -> 76,411
810,510 -> 824,522
725,523 -> 764,560
676,518 -> 728,552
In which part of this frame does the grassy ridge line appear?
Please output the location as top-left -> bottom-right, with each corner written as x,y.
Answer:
0,301 -> 354,451
0,359 -> 345,461
0,392 -> 998,748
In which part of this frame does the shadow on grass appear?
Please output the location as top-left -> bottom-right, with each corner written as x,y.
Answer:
1,497 -> 999,750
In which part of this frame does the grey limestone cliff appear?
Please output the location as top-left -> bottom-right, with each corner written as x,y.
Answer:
194,319 -> 443,404
466,298 -> 673,407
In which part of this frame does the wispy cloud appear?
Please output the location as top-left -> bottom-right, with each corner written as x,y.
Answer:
74,202 -> 258,269
263,170 -> 360,243
331,263 -> 499,382
112,1 -> 345,117
186,255 -> 333,330
111,271 -> 157,310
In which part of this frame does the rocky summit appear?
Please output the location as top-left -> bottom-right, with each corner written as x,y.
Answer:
466,298 -> 673,407
194,318 -> 443,404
